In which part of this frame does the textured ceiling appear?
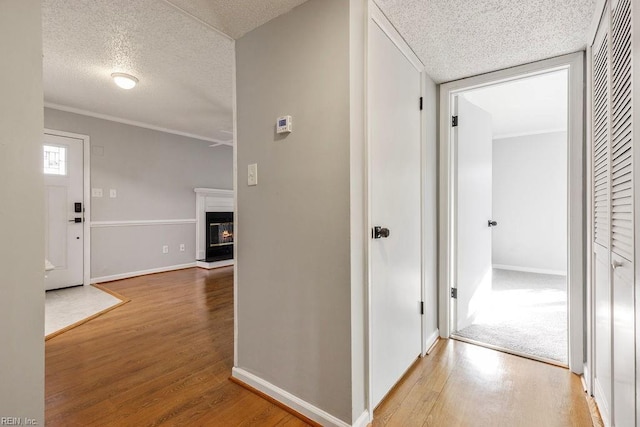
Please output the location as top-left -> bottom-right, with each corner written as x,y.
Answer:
164,0 -> 309,39
374,0 -> 597,83
464,70 -> 568,138
43,0 -> 309,143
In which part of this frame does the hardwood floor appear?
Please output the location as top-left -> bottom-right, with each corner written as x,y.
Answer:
373,339 -> 593,427
45,267 -> 308,427
47,268 -> 593,426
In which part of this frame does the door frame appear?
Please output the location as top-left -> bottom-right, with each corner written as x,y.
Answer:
438,52 -> 585,374
365,0 -> 427,415
44,128 -> 91,286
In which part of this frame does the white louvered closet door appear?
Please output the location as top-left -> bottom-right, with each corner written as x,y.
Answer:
592,11 -> 613,423
610,0 -> 635,425
591,0 -> 636,425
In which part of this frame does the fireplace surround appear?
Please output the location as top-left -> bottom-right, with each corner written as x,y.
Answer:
194,188 -> 234,269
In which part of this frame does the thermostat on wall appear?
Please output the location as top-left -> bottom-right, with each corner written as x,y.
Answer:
276,115 -> 293,134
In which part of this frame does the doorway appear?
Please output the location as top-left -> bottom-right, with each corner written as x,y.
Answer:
439,53 -> 585,373
451,71 -> 569,364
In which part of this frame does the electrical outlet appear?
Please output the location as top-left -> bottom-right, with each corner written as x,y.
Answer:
179,243 -> 185,252
92,188 -> 103,198
162,245 -> 169,254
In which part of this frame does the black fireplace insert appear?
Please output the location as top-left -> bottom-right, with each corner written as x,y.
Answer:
204,211 -> 234,262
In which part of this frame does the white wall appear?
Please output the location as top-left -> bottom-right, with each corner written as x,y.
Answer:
492,131 -> 567,275
0,1 -> 45,423
44,108 -> 233,280
235,0 -> 353,423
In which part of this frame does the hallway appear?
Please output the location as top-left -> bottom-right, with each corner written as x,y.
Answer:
374,339 -> 592,426
46,268 -> 593,426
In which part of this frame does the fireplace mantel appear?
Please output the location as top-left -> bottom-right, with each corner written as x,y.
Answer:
194,188 -> 234,269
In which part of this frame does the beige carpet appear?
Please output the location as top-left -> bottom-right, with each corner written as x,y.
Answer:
455,268 -> 567,363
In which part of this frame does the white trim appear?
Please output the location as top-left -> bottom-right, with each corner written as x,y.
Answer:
44,128 -> 91,287
585,40 -> 595,398
195,259 -> 233,269
160,0 -> 235,41
492,264 -> 567,276
232,38 -> 239,369
587,0 -> 608,47
368,4 -> 424,72
90,262 -> 196,284
231,368 -> 352,427
420,71 -> 428,358
44,102 -> 232,145
352,410 -> 371,427
438,52 -> 585,375
424,329 -> 440,355
194,188 -> 234,196
492,127 -> 567,140
90,219 -> 196,228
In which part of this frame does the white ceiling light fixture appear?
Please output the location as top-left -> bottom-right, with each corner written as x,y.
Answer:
111,72 -> 139,90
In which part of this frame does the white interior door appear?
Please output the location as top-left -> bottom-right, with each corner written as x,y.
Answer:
369,20 -> 422,408
44,133 -> 84,290
455,96 -> 493,331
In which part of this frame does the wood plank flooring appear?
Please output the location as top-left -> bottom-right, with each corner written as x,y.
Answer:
47,268 -> 593,426
373,339 -> 593,427
45,267 -> 308,426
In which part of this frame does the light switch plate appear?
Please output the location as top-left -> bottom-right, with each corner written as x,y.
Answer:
110,189 -> 117,198
92,188 -> 103,198
248,163 -> 258,186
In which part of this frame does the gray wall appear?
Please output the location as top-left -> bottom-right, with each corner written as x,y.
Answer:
44,108 -> 233,279
236,0 -> 352,422
492,131 -> 567,274
0,1 -> 45,423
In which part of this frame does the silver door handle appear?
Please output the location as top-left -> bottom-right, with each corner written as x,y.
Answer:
612,259 -> 624,269
68,218 -> 82,223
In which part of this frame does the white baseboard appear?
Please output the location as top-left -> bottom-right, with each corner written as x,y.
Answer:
492,264 -> 566,276
424,329 -> 440,355
352,409 -> 371,427
196,259 -> 234,269
91,262 -> 196,284
232,367 -> 353,427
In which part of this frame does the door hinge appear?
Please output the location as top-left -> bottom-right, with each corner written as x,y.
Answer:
419,97 -> 423,111
452,116 -> 459,127
451,288 -> 458,299
420,301 -> 424,315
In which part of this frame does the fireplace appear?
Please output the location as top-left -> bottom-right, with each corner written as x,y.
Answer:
204,212 -> 234,262
194,188 -> 233,268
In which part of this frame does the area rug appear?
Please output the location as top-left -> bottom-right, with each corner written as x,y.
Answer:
45,284 -> 128,338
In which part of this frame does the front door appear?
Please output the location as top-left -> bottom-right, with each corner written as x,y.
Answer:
454,96 -> 493,331
44,132 -> 84,290
369,20 -> 422,408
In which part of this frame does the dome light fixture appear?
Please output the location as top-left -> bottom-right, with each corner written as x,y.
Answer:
111,72 -> 138,90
